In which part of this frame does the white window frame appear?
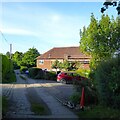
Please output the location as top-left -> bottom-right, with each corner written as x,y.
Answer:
39,60 -> 44,64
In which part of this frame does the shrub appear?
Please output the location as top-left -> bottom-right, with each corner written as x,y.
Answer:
76,69 -> 90,78
28,68 -> 57,80
72,78 -> 98,106
45,71 -> 57,81
28,67 -> 43,79
20,66 -> 28,74
95,56 -> 120,109
1,54 -> 16,83
34,70 -> 45,79
69,92 -> 81,105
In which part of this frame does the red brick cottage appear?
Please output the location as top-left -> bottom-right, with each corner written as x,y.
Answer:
36,46 -> 91,71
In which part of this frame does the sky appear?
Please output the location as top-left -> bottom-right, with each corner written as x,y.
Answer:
0,1 -> 118,54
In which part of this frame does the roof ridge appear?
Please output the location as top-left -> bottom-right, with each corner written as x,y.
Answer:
53,46 -> 79,49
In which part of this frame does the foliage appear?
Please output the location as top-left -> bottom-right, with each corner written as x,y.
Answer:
45,71 -> 57,81
1,54 -> 16,83
76,68 -> 90,78
80,14 -> 120,69
12,51 -> 23,69
31,103 -> 46,115
28,67 -> 43,79
34,69 -> 45,79
21,47 -> 40,68
95,56 -> 120,109
101,1 -> 120,15
62,60 -> 71,71
72,77 -> 98,106
20,66 -> 28,74
52,60 -> 60,69
51,60 -> 62,73
28,67 -> 57,80
77,105 -> 120,118
5,51 -> 13,59
52,60 -> 81,71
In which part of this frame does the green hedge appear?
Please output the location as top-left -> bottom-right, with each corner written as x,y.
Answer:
28,67 -> 44,79
45,71 -> 57,81
28,67 -> 57,80
95,56 -> 120,109
1,54 -> 16,83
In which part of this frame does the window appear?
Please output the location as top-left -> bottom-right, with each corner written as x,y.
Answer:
39,60 -> 44,64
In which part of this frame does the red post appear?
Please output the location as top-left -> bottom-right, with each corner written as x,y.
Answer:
80,87 -> 85,110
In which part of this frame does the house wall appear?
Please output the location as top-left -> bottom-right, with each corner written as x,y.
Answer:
37,58 -> 90,70
37,59 -> 51,70
37,59 -> 64,70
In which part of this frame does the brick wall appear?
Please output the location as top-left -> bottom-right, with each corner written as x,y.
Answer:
37,59 -> 52,70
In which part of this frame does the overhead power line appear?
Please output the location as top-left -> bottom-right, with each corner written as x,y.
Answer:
0,30 -> 9,44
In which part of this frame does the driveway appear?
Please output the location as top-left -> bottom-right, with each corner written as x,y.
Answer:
2,70 -> 78,119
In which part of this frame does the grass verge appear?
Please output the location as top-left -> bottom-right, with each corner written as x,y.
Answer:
31,103 -> 46,115
26,87 -> 51,115
77,105 -> 120,118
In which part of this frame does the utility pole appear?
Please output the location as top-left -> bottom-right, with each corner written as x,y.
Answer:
10,44 -> 12,59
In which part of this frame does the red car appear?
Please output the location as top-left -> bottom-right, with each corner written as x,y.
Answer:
57,72 -> 84,84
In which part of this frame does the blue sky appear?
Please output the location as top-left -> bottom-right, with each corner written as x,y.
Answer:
0,2 -> 118,54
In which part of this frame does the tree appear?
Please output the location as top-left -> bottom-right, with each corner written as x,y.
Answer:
6,52 -> 10,59
12,51 -> 23,68
101,1 -> 120,15
21,47 -> 40,68
80,14 -> 120,69
62,60 -> 72,71
52,60 -> 61,73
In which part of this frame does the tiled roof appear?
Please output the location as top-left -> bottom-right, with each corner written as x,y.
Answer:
37,46 -> 90,59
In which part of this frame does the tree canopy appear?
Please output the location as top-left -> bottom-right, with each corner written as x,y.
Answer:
80,14 -> 120,69
101,1 -> 120,15
21,47 -> 40,68
12,51 -> 23,67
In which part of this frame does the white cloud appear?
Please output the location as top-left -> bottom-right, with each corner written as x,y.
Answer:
1,28 -> 37,36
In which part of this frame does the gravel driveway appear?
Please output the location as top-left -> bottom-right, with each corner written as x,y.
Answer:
2,70 -> 78,119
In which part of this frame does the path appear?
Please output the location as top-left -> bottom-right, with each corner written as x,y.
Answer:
2,70 -> 78,119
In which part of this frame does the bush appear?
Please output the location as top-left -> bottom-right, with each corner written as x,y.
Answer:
76,69 -> 90,78
1,54 -> 16,83
28,68 -> 57,81
95,56 -> 120,109
2,55 -> 13,80
20,66 -> 28,74
34,70 -> 45,79
45,71 -> 57,81
72,78 -> 98,106
28,67 -> 44,79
